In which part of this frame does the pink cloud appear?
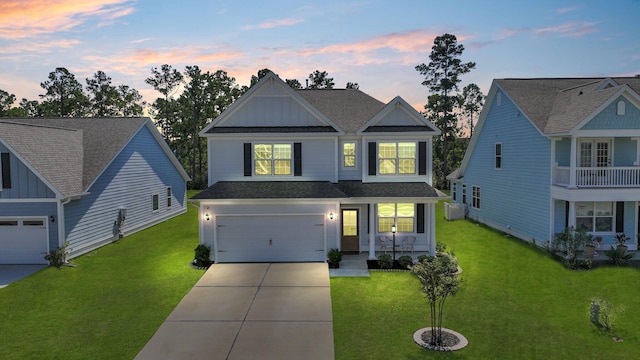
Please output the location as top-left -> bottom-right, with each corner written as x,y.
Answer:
555,7 -> 579,14
242,18 -> 303,30
0,39 -> 81,54
534,21 -> 601,37
0,0 -> 134,38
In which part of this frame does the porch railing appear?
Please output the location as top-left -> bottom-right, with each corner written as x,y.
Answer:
553,166 -> 640,187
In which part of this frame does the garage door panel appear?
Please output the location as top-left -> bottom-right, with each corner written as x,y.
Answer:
0,218 -> 49,264
216,215 -> 325,263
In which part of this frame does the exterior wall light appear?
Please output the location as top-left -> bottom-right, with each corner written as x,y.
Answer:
205,213 -> 210,221
329,212 -> 335,220
50,215 -> 55,223
391,224 -> 397,234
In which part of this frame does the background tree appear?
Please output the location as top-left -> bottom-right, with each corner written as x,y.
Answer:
346,82 -> 359,89
145,64 -> 184,140
40,67 -> 89,117
308,70 -> 334,89
416,34 -> 475,189
460,83 -> 484,138
286,79 -> 303,89
86,70 -> 119,117
0,89 -> 21,116
18,98 -> 42,117
250,68 -> 274,87
116,85 -> 145,116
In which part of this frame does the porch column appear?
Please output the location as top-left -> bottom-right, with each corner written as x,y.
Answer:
429,203 -> 436,255
369,202 -> 376,259
567,201 -> 576,228
569,137 -> 577,188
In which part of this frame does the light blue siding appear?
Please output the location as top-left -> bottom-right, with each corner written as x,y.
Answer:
0,202 -> 58,251
614,138 -> 636,166
582,97 -> 640,130
0,143 -> 56,199
64,126 -> 186,256
463,91 -> 551,242
555,138 -> 571,166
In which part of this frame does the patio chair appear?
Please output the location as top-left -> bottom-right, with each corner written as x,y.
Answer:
378,236 -> 392,253
401,236 -> 416,254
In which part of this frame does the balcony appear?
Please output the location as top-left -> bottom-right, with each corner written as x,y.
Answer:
553,166 -> 640,188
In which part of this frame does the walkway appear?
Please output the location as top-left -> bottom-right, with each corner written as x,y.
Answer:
135,263 -> 334,360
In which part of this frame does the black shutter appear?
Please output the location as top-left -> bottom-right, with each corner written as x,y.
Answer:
294,143 -> 302,176
565,201 -> 569,229
368,142 -> 376,176
616,202 -> 624,233
243,143 -> 252,176
418,141 -> 427,175
417,203 -> 425,233
1,153 -> 10,189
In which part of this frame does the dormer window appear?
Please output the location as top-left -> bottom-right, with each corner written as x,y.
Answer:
617,100 -> 625,116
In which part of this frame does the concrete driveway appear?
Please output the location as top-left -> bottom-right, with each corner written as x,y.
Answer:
0,265 -> 47,289
135,263 -> 334,360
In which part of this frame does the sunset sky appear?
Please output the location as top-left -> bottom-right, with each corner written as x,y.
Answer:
0,0 -> 638,111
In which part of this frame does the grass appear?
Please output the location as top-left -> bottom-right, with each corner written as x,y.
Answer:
2,197 -> 639,359
331,204 -> 640,359
0,191 -> 204,359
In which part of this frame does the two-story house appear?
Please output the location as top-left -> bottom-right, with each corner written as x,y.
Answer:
449,77 -> 640,251
192,73 -> 445,263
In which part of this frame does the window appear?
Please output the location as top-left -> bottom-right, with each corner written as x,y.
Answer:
254,143 -> 291,175
1,152 -> 11,189
576,202 -> 613,232
617,100 -> 625,116
343,142 -> 356,168
378,142 -> 416,175
452,183 -> 457,201
472,186 -> 480,209
462,184 -> 467,204
377,203 -> 414,232
167,187 -> 172,208
495,143 -> 502,169
152,194 -> 159,212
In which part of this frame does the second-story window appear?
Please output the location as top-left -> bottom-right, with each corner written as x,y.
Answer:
343,142 -> 356,168
378,142 -> 416,175
495,143 -> 502,169
254,143 -> 291,175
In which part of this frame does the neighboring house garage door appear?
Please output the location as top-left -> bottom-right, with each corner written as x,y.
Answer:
0,218 -> 49,264
216,215 -> 325,262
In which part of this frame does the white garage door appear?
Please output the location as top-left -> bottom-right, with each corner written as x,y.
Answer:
216,215 -> 325,262
0,218 -> 49,264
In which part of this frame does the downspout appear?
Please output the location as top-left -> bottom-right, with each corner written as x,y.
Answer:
57,197 -> 72,249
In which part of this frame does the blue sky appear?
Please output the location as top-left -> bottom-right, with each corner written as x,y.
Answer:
0,0 -> 638,111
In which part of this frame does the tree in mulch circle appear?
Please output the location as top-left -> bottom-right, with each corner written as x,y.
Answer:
410,254 -> 461,348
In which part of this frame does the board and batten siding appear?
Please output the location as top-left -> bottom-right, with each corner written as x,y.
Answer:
581,96 -> 640,130
208,138 -> 337,184
0,202 -> 58,252
0,143 -> 56,199
63,126 -> 186,257
464,90 -> 551,243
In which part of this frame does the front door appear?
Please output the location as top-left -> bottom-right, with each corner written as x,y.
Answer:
341,209 -> 359,252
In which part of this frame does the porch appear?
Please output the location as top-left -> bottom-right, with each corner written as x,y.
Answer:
329,251 -> 431,277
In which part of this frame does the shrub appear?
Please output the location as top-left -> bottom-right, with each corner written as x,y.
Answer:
193,244 -> 212,268
327,248 -> 343,268
604,245 -> 634,266
377,253 -> 393,269
436,241 -> 447,253
590,298 -> 623,331
44,241 -> 69,269
398,255 -> 413,268
417,255 -> 428,263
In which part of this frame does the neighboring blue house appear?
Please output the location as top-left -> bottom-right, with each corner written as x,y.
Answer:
192,72 -> 446,263
0,118 -> 190,264
449,77 -> 640,251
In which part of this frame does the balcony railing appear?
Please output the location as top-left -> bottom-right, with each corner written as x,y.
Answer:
553,166 -> 640,187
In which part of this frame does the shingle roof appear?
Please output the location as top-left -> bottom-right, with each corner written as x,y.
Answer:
0,118 -> 147,197
191,181 -> 348,199
191,180 -> 445,200
296,89 -> 386,134
495,77 -> 640,134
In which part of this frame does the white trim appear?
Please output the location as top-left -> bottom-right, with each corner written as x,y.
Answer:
356,96 -> 440,135
0,198 -> 59,203
570,86 -> 640,135
252,142 -> 293,176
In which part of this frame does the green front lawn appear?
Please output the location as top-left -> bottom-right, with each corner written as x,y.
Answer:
0,193 -> 204,359
2,197 -> 638,359
332,207 -> 640,359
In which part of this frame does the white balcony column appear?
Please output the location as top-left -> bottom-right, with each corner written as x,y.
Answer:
429,203 -> 436,255
569,137 -> 577,188
368,202 -> 376,259
567,201 -> 576,228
